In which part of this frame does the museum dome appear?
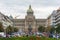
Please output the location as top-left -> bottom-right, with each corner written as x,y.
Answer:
27,5 -> 33,14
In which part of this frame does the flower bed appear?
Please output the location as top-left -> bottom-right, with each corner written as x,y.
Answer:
0,37 -> 59,40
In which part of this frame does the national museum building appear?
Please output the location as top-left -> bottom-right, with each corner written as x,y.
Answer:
13,5 -> 46,34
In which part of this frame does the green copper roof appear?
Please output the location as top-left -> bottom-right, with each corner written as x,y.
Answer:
27,5 -> 33,13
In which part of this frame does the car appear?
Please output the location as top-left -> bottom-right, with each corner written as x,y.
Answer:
36,32 -> 44,37
11,32 -> 21,37
0,32 -> 6,37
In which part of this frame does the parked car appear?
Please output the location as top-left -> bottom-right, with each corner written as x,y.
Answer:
36,32 -> 44,37
11,32 -> 21,37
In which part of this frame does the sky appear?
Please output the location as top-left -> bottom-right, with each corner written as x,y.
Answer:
0,0 -> 60,19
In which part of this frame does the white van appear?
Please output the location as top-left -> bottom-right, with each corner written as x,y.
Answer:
0,32 -> 6,37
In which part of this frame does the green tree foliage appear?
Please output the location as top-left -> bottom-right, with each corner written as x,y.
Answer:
38,25 -> 45,32
50,27 -> 55,33
45,26 -> 51,32
0,22 -> 4,32
14,27 -> 19,32
6,25 -> 14,34
56,24 -> 60,33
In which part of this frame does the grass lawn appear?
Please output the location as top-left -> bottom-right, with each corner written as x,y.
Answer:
0,36 -> 60,40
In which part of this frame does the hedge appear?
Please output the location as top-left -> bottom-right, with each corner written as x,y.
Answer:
0,37 -> 60,40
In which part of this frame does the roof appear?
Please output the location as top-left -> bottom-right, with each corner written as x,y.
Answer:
13,19 -> 25,22
27,5 -> 33,13
36,19 -> 46,22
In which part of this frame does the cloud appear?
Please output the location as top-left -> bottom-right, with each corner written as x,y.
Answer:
0,0 -> 60,19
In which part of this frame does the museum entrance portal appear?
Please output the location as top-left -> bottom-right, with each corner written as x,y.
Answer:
28,24 -> 32,35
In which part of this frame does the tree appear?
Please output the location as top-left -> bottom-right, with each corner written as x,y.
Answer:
56,24 -> 60,33
0,22 -> 4,32
38,25 -> 45,32
14,27 -> 19,32
6,25 -> 14,34
50,27 -> 55,34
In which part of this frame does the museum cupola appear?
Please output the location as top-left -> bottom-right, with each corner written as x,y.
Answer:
27,5 -> 34,15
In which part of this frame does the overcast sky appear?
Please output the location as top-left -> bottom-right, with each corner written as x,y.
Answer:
0,0 -> 60,19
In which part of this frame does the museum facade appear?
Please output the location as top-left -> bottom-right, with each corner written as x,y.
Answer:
13,5 -> 46,34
